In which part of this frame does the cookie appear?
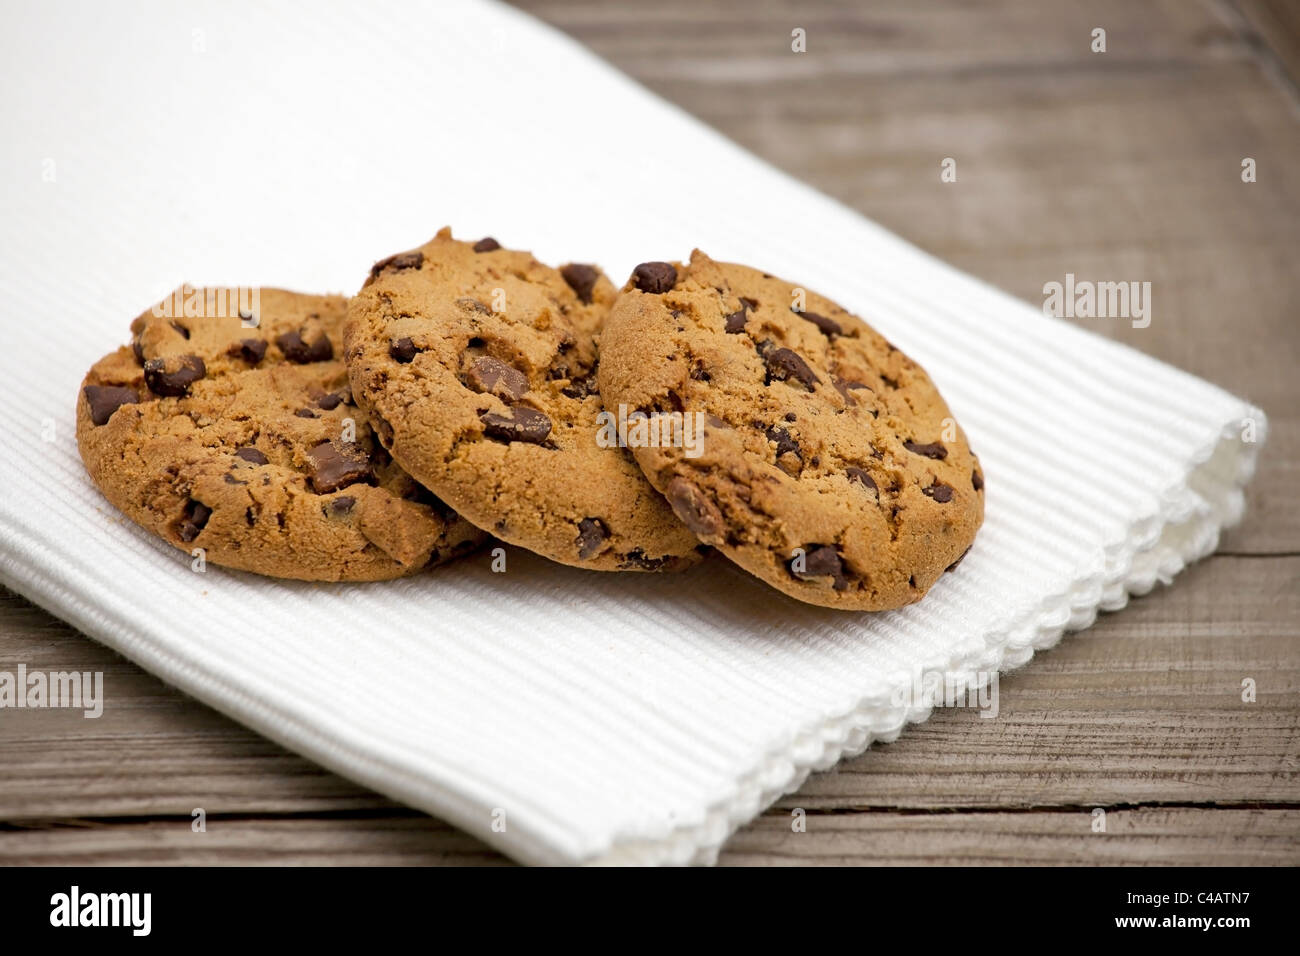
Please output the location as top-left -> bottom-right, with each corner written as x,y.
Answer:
597,252 -> 985,610
343,228 -> 703,571
76,287 -> 486,581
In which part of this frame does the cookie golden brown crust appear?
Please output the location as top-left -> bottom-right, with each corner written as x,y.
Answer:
76,288 -> 486,581
597,252 -> 985,610
343,228 -> 704,572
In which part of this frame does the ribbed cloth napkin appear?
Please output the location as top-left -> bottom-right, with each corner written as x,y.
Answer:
0,0 -> 1265,864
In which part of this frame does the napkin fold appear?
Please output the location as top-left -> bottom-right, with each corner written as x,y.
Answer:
0,0 -> 1264,864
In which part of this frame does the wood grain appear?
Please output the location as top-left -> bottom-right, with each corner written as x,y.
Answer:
1,0 -> 1296,865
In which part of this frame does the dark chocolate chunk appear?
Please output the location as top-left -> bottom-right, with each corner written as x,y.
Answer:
389,337 -> 420,363
294,408 -> 318,418
795,310 -> 842,337
83,385 -> 138,426
972,469 -> 984,492
831,378 -> 871,405
846,466 -> 877,492
276,329 -> 334,363
724,309 -> 748,334
764,424 -> 801,460
330,496 -> 356,515
480,407 -> 552,444
904,440 -> 948,460
306,441 -> 373,494
473,237 -> 501,252
665,477 -> 724,539
631,261 -> 677,294
368,250 -> 423,281
618,549 -> 672,571
316,391 -> 344,410
560,263 -> 599,304
924,481 -> 955,503
560,375 -> 598,399
235,447 -> 268,465
143,354 -> 206,397
228,338 -> 267,364
467,356 -> 529,402
177,499 -> 211,542
575,517 -> 610,559
789,544 -> 848,590
764,347 -> 819,390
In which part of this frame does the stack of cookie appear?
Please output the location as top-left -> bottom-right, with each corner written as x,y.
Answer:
77,228 -> 984,611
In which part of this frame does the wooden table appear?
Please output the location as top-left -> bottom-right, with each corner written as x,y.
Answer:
2,0 -> 1296,865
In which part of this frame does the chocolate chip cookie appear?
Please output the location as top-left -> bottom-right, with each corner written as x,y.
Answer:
77,288 -> 486,581
597,252 -> 984,610
343,228 -> 703,571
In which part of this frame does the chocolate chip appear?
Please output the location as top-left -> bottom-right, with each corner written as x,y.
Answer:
330,496 -> 356,515
764,347 -> 819,390
561,375 -> 598,399
764,424 -> 803,476
632,261 -> 677,294
904,440 -> 948,460
924,481 -> 955,503
764,424 -> 801,460
467,356 -> 529,402
223,473 -> 246,485
276,330 -> 333,363
368,250 -> 423,281
560,264 -> 599,304
307,441 -> 373,494
235,447 -> 268,465
739,296 -> 759,310
83,385 -> 138,426
131,337 -> 145,365
177,499 -> 211,542
846,467 -> 877,492
316,392 -> 344,410
796,310 -> 841,337
389,337 -> 419,363
972,469 -> 984,492
724,309 -> 748,334
665,477 -> 724,539
473,237 -> 501,252
832,378 -> 871,404
170,320 -> 191,339
480,407 -> 552,444
228,338 -> 268,364
619,549 -> 671,571
789,545 -> 848,590
294,408 -> 318,418
143,354 -> 206,397
575,517 -> 610,559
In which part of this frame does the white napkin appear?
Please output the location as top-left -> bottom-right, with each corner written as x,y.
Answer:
0,0 -> 1264,864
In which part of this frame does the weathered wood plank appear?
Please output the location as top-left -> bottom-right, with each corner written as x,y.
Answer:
719,807 -> 1300,865
0,816 -> 509,866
